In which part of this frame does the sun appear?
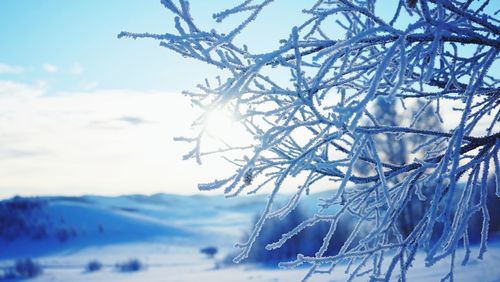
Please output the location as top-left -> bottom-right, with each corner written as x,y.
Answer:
203,109 -> 238,141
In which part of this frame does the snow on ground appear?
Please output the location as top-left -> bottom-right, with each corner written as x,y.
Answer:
3,240 -> 500,282
1,194 -> 499,281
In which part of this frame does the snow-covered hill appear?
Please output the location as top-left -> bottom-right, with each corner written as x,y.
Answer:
0,194 -> 499,281
0,193 -> 278,259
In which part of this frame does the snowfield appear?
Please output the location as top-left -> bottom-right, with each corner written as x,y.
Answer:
7,241 -> 500,282
1,194 -> 499,281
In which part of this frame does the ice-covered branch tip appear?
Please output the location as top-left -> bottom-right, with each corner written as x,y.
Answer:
121,0 -> 500,280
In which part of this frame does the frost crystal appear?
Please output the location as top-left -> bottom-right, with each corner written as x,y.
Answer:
120,0 -> 500,280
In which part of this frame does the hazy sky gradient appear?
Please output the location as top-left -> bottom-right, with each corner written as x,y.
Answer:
1,1 -> 483,199
0,1 -> 313,198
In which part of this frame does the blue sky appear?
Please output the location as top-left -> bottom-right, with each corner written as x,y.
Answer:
1,0 -> 205,92
0,0 -> 308,198
1,1 -> 481,199
0,0 -> 307,92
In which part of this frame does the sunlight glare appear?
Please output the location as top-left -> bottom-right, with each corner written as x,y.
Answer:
203,109 -> 241,144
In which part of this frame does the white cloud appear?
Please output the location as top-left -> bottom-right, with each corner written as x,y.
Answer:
0,81 -> 237,199
76,79 -> 99,91
2,81 -> 490,200
42,63 -> 58,73
0,63 -> 24,74
70,62 -> 84,75
0,80 -> 44,99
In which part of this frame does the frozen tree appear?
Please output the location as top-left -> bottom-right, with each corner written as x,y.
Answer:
368,98 -> 444,237
119,0 -> 499,280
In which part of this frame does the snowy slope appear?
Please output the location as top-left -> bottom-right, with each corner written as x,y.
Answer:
2,238 -> 500,282
0,192 -> 290,259
0,196 -> 189,259
1,193 -> 499,281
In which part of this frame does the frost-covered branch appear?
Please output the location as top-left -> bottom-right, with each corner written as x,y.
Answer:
121,0 -> 500,280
